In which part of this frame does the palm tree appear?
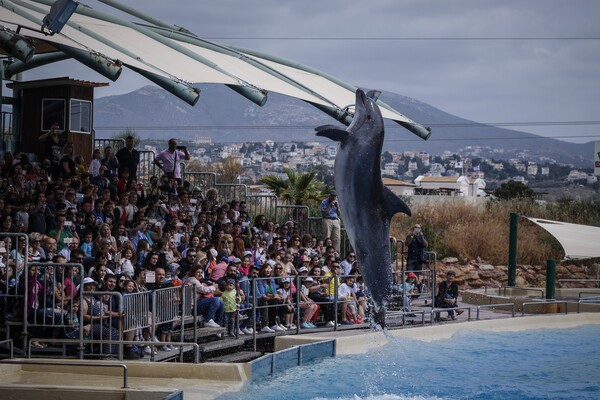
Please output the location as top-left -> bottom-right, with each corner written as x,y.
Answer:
260,168 -> 325,207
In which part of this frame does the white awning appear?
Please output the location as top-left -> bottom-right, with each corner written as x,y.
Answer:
526,217 -> 600,260
0,0 -> 429,134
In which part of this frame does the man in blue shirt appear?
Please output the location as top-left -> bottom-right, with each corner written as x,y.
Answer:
320,190 -> 341,253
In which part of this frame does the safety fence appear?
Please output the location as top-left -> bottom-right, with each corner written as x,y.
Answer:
0,252 -> 200,361
87,143 -> 348,242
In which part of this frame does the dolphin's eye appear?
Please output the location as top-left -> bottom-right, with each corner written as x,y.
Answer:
367,116 -> 372,120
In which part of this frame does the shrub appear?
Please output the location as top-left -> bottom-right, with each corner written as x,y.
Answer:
389,197 -> 597,265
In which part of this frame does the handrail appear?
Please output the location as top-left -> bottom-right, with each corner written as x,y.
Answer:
0,339 -> 14,358
29,339 -> 200,364
0,359 -> 129,388
576,298 -> 600,313
476,303 -> 516,320
430,306 -> 471,323
500,286 -> 545,298
521,300 -> 568,316
578,291 -> 600,299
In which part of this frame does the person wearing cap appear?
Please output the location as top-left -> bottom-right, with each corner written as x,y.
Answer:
320,190 -> 341,254
81,276 -> 119,356
275,278 -> 296,330
298,274 -> 318,329
405,224 -> 429,278
434,270 -> 463,321
399,272 -> 419,317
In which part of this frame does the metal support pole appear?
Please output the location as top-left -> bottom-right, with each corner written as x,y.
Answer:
546,259 -> 556,300
508,213 -> 519,286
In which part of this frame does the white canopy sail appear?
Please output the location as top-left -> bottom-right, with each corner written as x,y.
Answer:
526,217 -> 600,260
0,0 -> 430,137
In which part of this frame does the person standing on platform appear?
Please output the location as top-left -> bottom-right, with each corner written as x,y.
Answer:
154,138 -> 189,185
38,122 -> 65,181
116,135 -> 140,181
320,190 -> 341,254
405,224 -> 429,273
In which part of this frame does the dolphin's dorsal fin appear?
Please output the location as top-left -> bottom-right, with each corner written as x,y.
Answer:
315,125 -> 348,142
383,186 -> 412,219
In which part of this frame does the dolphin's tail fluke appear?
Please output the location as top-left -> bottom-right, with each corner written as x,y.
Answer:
373,308 -> 386,329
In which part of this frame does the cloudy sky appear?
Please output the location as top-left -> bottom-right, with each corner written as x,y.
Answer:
26,0 -> 600,143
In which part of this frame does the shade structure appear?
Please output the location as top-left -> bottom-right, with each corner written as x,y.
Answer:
526,217 -> 600,260
0,0 -> 430,136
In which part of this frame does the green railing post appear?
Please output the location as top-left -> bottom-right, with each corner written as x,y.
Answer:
508,213 -> 519,286
546,259 -> 556,300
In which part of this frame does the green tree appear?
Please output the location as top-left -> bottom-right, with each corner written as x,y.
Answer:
494,180 -> 536,200
260,168 -> 325,206
218,157 -> 245,184
112,129 -> 141,148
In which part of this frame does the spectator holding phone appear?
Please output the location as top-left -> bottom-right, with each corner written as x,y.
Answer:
153,138 -> 189,185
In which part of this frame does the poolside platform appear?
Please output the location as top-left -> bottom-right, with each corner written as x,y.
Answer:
2,305 -> 600,400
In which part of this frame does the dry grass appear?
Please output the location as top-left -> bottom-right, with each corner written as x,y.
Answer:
390,198 -> 600,265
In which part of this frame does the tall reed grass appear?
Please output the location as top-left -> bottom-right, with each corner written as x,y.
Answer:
391,198 -> 600,265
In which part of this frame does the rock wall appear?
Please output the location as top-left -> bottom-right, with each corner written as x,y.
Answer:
435,258 -> 600,290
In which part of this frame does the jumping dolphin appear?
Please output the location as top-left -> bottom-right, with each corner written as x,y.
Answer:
316,89 -> 412,328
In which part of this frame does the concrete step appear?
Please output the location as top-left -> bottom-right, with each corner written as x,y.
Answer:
198,338 -> 245,354
207,351 -> 263,363
172,326 -> 226,341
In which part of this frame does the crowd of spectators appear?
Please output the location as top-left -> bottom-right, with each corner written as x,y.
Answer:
0,137 -> 370,359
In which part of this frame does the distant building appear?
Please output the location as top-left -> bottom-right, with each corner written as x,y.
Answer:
195,136 -> 212,144
527,162 -> 538,176
468,178 -> 487,197
383,177 -> 417,196
541,167 -> 550,176
382,162 -> 399,176
414,175 -> 471,196
567,170 -> 588,182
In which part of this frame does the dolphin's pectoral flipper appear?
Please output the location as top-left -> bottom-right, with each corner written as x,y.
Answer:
315,125 -> 348,142
383,186 -> 412,219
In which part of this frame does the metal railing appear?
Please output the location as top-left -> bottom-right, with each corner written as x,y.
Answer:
0,359 -> 129,388
0,339 -> 14,358
499,287 -> 545,298
578,291 -> 600,299
431,306 -> 471,323
559,279 -> 600,288
576,299 -> 600,313
247,194 -> 279,222
94,138 -> 125,151
476,303 -> 516,319
521,300 -> 568,316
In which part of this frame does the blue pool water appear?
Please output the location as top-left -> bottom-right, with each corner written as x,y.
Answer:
218,325 -> 600,400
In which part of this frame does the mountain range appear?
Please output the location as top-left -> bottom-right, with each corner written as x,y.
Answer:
94,85 -> 592,167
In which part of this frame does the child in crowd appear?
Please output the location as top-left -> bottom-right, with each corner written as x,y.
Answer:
81,230 -> 94,257
338,276 -> 360,324
400,272 -> 418,317
276,278 -> 296,330
117,247 -> 135,278
222,278 -> 240,336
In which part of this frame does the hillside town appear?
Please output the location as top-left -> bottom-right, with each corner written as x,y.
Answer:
141,137 -> 599,198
